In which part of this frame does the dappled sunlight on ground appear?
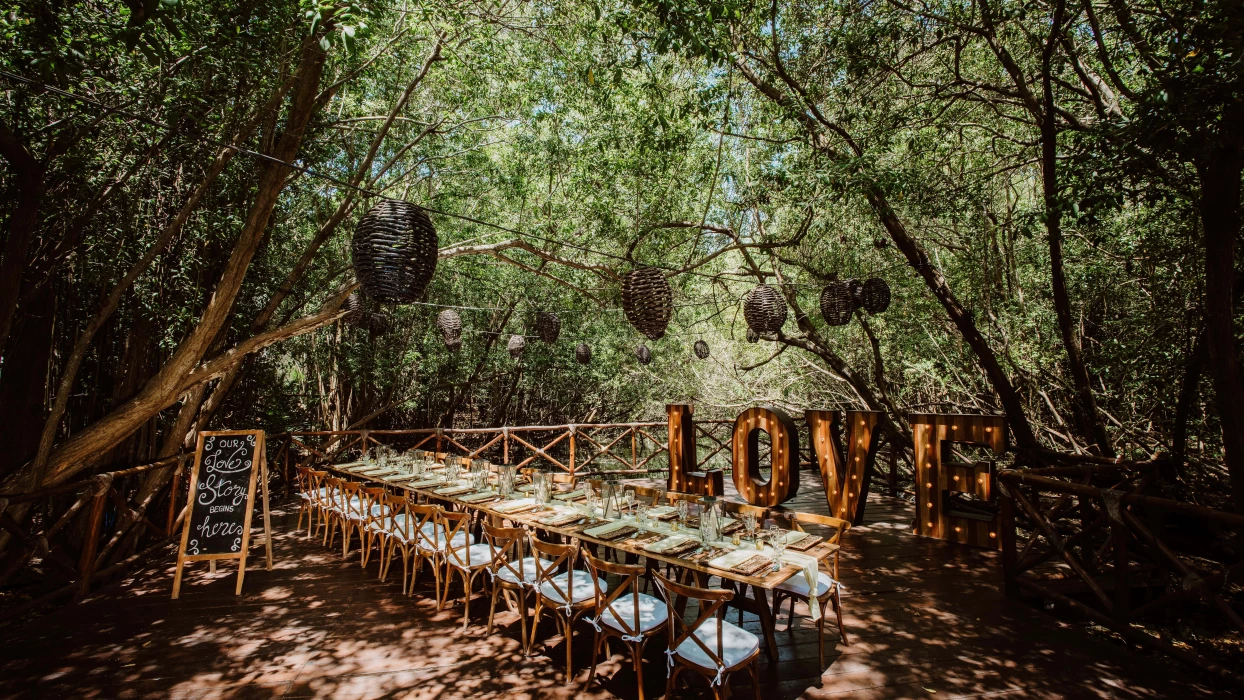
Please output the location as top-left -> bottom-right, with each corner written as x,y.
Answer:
0,489 -> 1235,699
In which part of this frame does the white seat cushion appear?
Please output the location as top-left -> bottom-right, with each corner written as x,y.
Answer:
495,556 -> 540,585
368,504 -> 391,517
675,619 -> 759,670
775,571 -> 835,598
447,543 -> 492,569
600,592 -> 667,635
538,571 -> 605,607
416,531 -> 473,553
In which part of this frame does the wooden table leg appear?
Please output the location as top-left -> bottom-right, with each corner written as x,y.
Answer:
750,584 -> 778,662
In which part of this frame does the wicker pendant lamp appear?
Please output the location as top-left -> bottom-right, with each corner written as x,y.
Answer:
819,279 -> 862,326
507,334 -> 526,359
693,339 -> 710,359
351,200 -> 439,303
622,267 -> 673,340
860,278 -> 891,314
634,343 -> 652,365
746,327 -> 759,343
535,311 -> 561,343
367,313 -> 391,337
743,284 -> 787,335
436,309 -> 462,347
575,342 -> 592,364
342,293 -> 365,325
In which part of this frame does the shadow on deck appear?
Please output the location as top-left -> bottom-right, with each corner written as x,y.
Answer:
0,470 -> 1234,699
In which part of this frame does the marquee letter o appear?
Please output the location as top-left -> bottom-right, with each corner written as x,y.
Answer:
731,406 -> 800,507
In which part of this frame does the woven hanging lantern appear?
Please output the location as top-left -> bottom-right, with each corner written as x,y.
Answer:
367,313 -> 392,336
436,309 -> 462,345
351,200 -> 439,303
622,267 -> 673,340
634,343 -> 652,365
743,284 -> 787,335
575,342 -> 592,364
507,334 -> 526,359
693,339 -> 710,359
860,278 -> 891,314
535,312 -> 561,343
746,327 -> 759,343
820,279 -> 861,326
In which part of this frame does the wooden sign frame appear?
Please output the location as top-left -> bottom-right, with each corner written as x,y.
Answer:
172,430 -> 272,598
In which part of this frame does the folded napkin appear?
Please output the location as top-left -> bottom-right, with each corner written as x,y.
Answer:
553,491 -> 588,501
731,554 -> 772,576
494,498 -> 537,514
459,491 -> 498,503
720,520 -> 744,535
644,535 -> 700,556
782,551 -> 824,621
516,484 -> 536,493
787,533 -> 824,552
406,478 -> 444,488
584,522 -> 638,540
434,484 -> 474,496
651,509 -> 680,521
538,511 -> 585,527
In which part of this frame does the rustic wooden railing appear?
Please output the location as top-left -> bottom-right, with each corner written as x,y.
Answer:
998,466 -> 1244,685
273,422 -> 671,487
0,454 -> 193,622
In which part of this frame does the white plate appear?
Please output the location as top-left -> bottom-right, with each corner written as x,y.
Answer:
494,498 -> 536,513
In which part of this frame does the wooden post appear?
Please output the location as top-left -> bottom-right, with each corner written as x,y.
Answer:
503,428 -> 509,464
78,474 -> 113,596
999,484 -> 1018,598
568,427 -> 576,476
888,445 -> 898,497
1112,518 -> 1130,623
166,458 -> 182,537
631,426 -> 637,470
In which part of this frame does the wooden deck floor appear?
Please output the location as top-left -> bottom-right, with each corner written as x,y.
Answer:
0,470 -> 1235,699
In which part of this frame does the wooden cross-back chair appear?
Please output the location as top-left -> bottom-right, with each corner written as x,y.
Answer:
628,484 -> 667,507
359,486 -> 390,569
409,503 -> 448,599
322,477 -> 352,549
336,481 -> 368,558
652,571 -> 761,700
529,535 -> 604,682
582,552 -> 668,700
295,467 -> 323,537
482,522 -> 537,644
768,509 -> 851,668
440,510 -> 490,628
378,493 -> 414,591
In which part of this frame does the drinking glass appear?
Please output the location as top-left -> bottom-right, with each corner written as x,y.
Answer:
676,500 -> 689,531
743,514 -> 757,543
623,487 -> 636,516
769,529 -> 788,572
637,503 -> 649,528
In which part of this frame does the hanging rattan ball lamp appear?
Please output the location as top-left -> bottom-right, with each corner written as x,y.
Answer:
436,309 -> 462,346
635,343 -> 652,365
535,311 -> 561,343
746,327 -> 759,343
507,334 -> 526,359
693,339 -> 710,359
743,284 -> 787,335
820,279 -> 861,326
575,342 -> 592,364
860,278 -> 891,314
351,200 -> 439,303
367,313 -> 392,337
622,267 -> 673,340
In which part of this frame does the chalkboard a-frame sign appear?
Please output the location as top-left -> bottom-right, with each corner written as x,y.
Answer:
172,430 -> 272,598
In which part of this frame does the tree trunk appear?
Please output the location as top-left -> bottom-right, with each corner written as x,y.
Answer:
1198,142 -> 1244,513
12,38 -> 329,490
0,120 -> 45,359
1041,5 -> 1114,457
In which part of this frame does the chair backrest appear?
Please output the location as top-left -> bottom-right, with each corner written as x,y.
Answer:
529,534 -> 578,603
361,485 -> 387,522
520,468 -> 576,485
482,522 -> 527,581
410,503 -> 440,549
582,551 -> 646,637
629,484 -> 666,506
340,480 -> 363,517
296,466 -> 313,492
721,500 -> 768,520
652,571 -> 735,670
440,510 -> 474,564
768,509 -> 849,575
323,476 -> 343,509
386,493 -> 412,539
664,490 -> 703,506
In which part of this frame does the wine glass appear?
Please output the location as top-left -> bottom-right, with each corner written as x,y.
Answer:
623,487 -> 636,517
743,514 -> 757,543
769,529 -> 787,572
676,500 -> 689,531
637,503 -> 649,528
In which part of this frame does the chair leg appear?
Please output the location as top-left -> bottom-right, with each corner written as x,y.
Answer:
563,615 -> 573,683
487,584 -> 500,635
527,601 -> 543,656
461,570 -> 473,631
585,630 -> 602,691
633,641 -> 646,700
518,592 -> 530,654
834,588 -> 849,645
749,662 -> 761,700
665,665 -> 677,700
818,613 -> 826,670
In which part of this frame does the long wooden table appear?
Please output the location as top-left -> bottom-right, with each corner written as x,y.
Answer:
324,462 -> 840,661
